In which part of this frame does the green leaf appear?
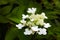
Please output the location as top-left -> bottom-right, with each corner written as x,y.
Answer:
0,6 -> 12,16
0,0 -> 8,5
42,0 -> 53,9
43,10 -> 59,19
17,0 -> 29,5
5,26 -> 31,40
18,29 -> 31,40
5,27 -> 19,40
53,0 -> 60,9
0,15 -> 9,23
6,6 -> 26,23
57,33 -> 60,40
0,0 -> 16,5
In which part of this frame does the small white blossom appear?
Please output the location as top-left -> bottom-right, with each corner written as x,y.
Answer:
31,26 -> 39,31
27,8 -> 36,14
26,21 -> 35,26
36,19 -> 44,26
24,28 -> 32,35
44,23 -> 51,28
22,14 -> 29,19
30,19 -> 34,21
40,12 -> 48,19
37,28 -> 47,35
20,20 -> 26,24
29,14 -> 37,21
16,24 -> 24,29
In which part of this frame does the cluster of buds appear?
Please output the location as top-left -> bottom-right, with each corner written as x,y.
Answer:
16,7 -> 51,35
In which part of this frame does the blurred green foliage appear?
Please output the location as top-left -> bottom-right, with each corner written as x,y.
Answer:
0,0 -> 60,40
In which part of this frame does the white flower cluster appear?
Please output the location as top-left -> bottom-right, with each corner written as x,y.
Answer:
16,7 -> 51,35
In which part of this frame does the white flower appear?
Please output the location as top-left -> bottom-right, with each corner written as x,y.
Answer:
40,12 -> 48,19
29,14 -> 37,21
30,19 -> 34,21
27,8 -> 36,14
29,14 -> 41,21
22,14 -> 29,19
16,7 -> 51,35
37,28 -> 47,35
36,19 -> 44,26
31,26 -> 38,31
26,21 -> 35,27
16,24 -> 24,29
44,23 -> 51,28
20,20 -> 26,24
24,28 -> 32,35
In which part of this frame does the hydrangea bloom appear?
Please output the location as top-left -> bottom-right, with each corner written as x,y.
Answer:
16,7 -> 51,35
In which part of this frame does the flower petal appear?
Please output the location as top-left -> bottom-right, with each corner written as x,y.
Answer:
37,28 -> 47,35
24,28 -> 32,35
16,24 -> 24,29
44,23 -> 51,28
31,26 -> 38,31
